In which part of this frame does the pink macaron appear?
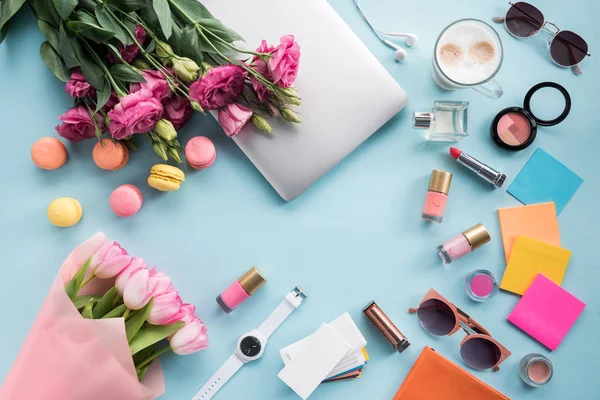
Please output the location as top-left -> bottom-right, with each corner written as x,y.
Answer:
109,184 -> 143,217
185,136 -> 216,170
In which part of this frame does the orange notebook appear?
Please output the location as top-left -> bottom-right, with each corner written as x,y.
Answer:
394,347 -> 510,400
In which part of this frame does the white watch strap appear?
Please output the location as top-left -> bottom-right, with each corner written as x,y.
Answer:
192,354 -> 244,400
257,290 -> 304,340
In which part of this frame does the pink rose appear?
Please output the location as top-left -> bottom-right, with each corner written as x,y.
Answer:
55,106 -> 99,142
108,89 -> 163,140
89,241 -> 132,279
218,103 -> 252,137
170,317 -> 209,355
147,290 -> 184,325
267,35 -> 300,88
65,69 -> 94,98
162,96 -> 192,129
115,257 -> 146,296
130,70 -> 171,101
189,64 -> 247,110
123,267 -> 157,310
107,25 -> 146,63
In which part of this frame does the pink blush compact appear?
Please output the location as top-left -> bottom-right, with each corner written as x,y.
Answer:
497,113 -> 531,146
465,270 -> 498,302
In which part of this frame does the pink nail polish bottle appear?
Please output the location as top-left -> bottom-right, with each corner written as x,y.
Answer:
437,224 -> 491,265
216,267 -> 266,313
422,170 -> 452,223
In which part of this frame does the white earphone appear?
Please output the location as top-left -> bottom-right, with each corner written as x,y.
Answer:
354,0 -> 418,62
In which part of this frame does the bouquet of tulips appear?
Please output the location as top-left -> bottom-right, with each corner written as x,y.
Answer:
0,0 -> 301,162
0,233 -> 206,400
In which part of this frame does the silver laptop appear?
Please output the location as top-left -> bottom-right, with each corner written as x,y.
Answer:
205,0 -> 408,200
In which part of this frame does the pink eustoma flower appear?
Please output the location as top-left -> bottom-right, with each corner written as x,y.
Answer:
162,96 -> 192,129
65,69 -> 94,98
89,241 -> 132,279
108,89 -> 163,140
107,25 -> 146,63
267,35 -> 301,88
189,64 -> 247,110
130,70 -> 171,101
170,318 -> 209,355
55,106 -> 99,142
218,102 -> 252,137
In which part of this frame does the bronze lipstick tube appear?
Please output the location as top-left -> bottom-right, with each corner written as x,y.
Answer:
363,301 -> 410,353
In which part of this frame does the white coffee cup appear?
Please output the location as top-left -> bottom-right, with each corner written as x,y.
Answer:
432,19 -> 504,99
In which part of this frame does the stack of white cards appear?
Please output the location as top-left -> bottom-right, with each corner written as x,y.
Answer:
278,313 -> 368,399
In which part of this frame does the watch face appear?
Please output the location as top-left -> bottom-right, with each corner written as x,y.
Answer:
239,336 -> 262,357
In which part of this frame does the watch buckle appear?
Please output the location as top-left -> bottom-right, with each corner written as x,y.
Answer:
292,286 -> 307,299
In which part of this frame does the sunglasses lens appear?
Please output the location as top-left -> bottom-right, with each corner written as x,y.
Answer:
551,30 -> 589,67
460,337 -> 502,370
506,2 -> 544,37
416,299 -> 455,336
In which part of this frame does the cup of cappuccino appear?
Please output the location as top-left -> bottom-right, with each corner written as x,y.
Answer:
433,19 -> 504,99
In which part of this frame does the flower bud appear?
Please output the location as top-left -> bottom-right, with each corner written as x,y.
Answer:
153,142 -> 168,161
156,40 -> 174,66
251,114 -> 272,133
281,108 -> 301,124
155,119 -> 178,141
191,101 -> 204,113
173,57 -> 200,83
168,147 -> 183,163
90,241 -> 132,279
132,59 -> 150,69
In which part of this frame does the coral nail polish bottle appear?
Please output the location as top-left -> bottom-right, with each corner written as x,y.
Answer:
216,267 -> 266,313
422,170 -> 452,223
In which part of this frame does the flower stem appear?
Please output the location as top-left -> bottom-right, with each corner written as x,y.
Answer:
80,39 -> 126,97
79,274 -> 95,291
136,346 -> 172,370
123,308 -> 131,320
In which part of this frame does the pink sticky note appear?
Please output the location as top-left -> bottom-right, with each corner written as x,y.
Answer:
508,274 -> 585,351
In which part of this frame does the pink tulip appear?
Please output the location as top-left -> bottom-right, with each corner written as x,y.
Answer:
149,267 -> 174,295
89,241 -> 132,279
146,290 -> 184,325
122,267 -> 157,310
179,303 -> 196,324
170,318 -> 209,355
115,257 -> 146,296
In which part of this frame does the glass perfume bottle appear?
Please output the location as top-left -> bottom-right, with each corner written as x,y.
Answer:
413,101 -> 469,142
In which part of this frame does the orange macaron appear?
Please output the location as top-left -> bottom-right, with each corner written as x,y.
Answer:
31,137 -> 68,170
92,140 -> 129,170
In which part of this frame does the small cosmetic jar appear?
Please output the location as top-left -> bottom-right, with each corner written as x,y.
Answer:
464,270 -> 499,302
490,82 -> 571,151
519,353 -> 553,387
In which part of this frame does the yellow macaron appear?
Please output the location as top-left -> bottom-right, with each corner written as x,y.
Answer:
48,198 -> 82,227
148,164 -> 185,191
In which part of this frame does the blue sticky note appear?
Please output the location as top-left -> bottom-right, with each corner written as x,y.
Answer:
508,148 -> 583,215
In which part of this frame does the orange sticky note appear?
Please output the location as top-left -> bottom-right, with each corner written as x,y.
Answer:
500,235 -> 572,295
498,202 -> 561,262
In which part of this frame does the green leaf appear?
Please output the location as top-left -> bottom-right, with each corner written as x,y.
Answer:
129,321 -> 184,355
38,20 -> 60,51
67,21 -> 115,43
133,344 -> 155,365
96,80 -> 112,112
110,63 -> 145,83
180,26 -> 203,65
51,0 -> 77,20
108,0 -> 148,12
0,22 -> 10,44
95,5 -> 128,45
81,299 -> 95,318
102,303 -> 127,318
92,287 -> 117,318
125,298 -> 153,342
73,295 -> 95,309
79,0 -> 97,13
169,0 -> 213,23
64,257 -> 91,300
137,361 -> 152,381
152,0 -> 172,40
76,10 -> 98,25
58,24 -> 80,69
145,39 -> 155,53
31,0 -> 61,28
124,12 -> 137,40
168,24 -> 182,55
0,0 -> 28,33
198,18 -> 243,44
80,57 -> 105,90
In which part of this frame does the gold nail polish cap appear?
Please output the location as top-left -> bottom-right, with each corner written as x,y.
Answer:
428,170 -> 452,194
463,224 -> 491,250
239,267 -> 266,295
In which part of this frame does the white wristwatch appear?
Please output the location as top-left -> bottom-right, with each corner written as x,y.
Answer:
192,286 -> 307,400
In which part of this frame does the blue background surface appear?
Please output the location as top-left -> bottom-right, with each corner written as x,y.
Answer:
1,0 -> 599,399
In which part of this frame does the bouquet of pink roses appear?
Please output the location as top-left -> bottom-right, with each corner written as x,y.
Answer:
0,233 -> 206,400
0,0 -> 301,162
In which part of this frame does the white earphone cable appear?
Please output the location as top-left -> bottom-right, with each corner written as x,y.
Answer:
353,0 -> 400,38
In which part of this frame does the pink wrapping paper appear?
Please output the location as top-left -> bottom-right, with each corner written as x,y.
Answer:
0,233 -> 165,400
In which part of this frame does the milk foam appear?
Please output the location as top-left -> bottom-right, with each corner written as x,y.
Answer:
436,21 -> 501,85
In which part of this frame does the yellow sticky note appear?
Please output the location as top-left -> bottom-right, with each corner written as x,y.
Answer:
361,347 -> 369,361
498,202 -> 561,262
500,235 -> 572,295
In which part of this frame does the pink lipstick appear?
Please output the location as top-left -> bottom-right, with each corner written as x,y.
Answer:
450,148 -> 506,188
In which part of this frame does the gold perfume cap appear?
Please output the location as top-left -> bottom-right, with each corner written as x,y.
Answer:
463,224 -> 491,250
428,170 -> 452,194
239,267 -> 266,295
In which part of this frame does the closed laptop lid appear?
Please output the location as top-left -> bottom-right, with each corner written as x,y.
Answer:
204,0 -> 408,200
